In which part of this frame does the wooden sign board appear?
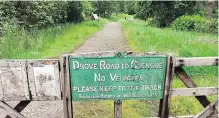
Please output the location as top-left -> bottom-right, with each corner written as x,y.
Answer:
69,52 -> 168,101
28,60 -> 61,100
0,61 -> 29,101
0,60 -> 61,101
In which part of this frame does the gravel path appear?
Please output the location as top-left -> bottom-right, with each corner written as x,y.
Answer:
74,22 -> 130,54
1,22 -> 130,118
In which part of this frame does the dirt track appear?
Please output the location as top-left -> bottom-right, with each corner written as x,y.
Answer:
0,22 -> 130,118
74,22 -> 130,54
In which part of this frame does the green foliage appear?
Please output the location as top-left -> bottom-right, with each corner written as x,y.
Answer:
171,15 -> 218,34
0,1 -> 95,30
0,1 -> 17,22
125,1 -> 137,15
82,1 -> 93,19
67,1 -> 84,22
121,18 -> 217,116
0,19 -> 106,59
122,19 -> 217,57
91,1 -> 116,18
135,1 -> 198,27
195,1 -> 218,19
171,15 -> 203,31
15,1 -> 68,29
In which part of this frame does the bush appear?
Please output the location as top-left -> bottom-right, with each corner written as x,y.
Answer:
206,19 -> 218,34
171,15 -> 218,34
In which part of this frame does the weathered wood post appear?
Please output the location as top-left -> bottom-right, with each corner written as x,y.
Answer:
158,55 -> 175,118
61,55 -> 73,118
114,100 -> 122,118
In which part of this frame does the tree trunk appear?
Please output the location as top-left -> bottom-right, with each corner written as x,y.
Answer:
207,0 -> 214,20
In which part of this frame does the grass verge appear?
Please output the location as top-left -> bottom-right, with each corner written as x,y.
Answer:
120,17 -> 218,116
0,18 -> 107,59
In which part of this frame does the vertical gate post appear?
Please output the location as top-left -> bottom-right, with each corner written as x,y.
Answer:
61,55 -> 73,118
114,100 -> 122,118
158,55 -> 175,118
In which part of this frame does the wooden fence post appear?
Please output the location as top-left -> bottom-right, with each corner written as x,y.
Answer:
61,55 -> 73,118
114,100 -> 122,118
158,55 -> 175,118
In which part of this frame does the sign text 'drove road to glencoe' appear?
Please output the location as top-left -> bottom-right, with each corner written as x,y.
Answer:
69,52 -> 167,101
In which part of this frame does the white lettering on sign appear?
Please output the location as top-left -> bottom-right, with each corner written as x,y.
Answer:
99,86 -> 116,92
73,86 -> 98,92
73,61 -> 97,70
94,73 -> 105,81
131,60 -> 163,69
72,60 -> 164,70
110,73 -> 143,81
100,61 -> 120,69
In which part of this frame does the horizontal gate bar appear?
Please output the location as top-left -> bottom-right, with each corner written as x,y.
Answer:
175,57 -> 218,67
171,87 -> 219,96
151,115 -> 218,118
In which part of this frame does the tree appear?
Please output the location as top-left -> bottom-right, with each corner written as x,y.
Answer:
81,1 -> 93,19
125,1 -> 137,15
92,1 -> 115,18
67,1 -> 84,22
135,1 -> 197,27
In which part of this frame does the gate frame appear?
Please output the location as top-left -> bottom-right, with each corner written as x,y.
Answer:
0,52 -> 218,118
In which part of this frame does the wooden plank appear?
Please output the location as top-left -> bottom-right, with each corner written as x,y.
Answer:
114,100 -> 122,118
171,87 -> 218,96
0,72 -> 3,100
175,67 -> 211,107
27,60 -> 61,101
66,56 -> 73,118
27,63 -> 37,100
5,101 -> 30,118
207,114 -> 219,118
194,99 -> 218,118
70,51 -> 168,58
175,57 -> 218,67
159,55 -> 175,118
151,115 -> 218,118
21,65 -> 29,101
0,61 -> 29,101
60,55 -> 68,118
0,101 -> 25,118
61,55 -> 73,118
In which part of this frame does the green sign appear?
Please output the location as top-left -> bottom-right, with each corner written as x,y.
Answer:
69,53 -> 167,101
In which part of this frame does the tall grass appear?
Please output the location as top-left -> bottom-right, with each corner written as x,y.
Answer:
121,18 -> 218,116
0,19 -> 107,59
